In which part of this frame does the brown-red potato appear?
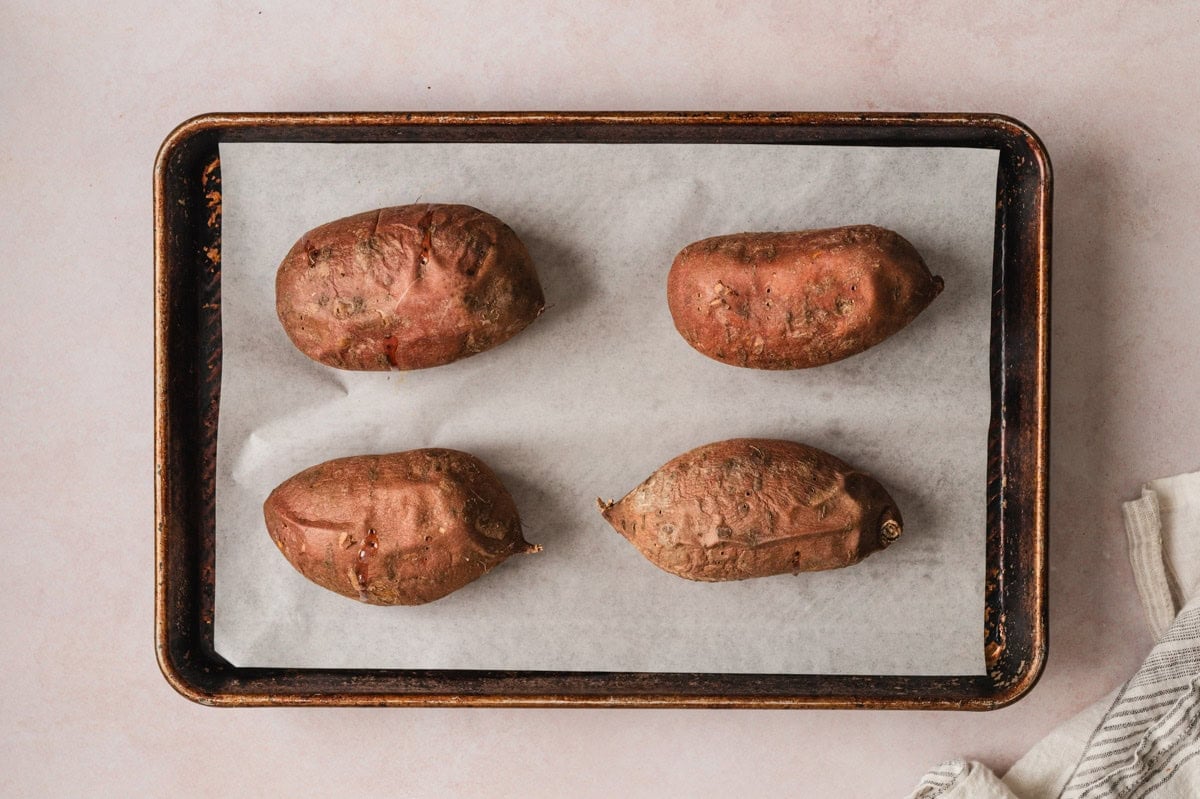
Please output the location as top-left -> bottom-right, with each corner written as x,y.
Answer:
667,225 -> 943,369
599,438 -> 902,581
263,450 -> 538,605
276,204 -> 544,371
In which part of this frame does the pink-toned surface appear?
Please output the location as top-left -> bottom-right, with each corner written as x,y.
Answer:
2,1 -> 1197,795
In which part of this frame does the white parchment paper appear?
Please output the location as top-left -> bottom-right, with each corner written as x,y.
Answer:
216,141 -> 998,675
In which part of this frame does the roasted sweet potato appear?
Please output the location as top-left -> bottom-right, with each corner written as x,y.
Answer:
263,450 -> 539,605
599,438 -> 901,581
276,204 -> 544,370
667,225 -> 943,369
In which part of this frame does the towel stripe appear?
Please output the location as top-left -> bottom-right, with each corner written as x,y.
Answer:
1135,746 -> 1200,798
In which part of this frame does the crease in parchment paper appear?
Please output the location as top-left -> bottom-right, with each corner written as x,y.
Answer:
215,142 -> 998,674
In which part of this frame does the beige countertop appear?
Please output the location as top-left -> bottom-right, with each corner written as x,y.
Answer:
3,2 -> 1198,795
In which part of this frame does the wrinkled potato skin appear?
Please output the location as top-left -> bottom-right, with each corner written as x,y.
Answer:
276,204 -> 545,371
667,225 -> 943,369
600,438 -> 902,581
263,450 -> 537,605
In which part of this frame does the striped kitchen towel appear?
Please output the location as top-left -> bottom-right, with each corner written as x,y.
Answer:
909,469 -> 1200,799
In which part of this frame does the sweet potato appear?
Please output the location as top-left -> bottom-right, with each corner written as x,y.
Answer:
667,225 -> 943,369
598,438 -> 901,581
276,204 -> 544,371
263,450 -> 538,605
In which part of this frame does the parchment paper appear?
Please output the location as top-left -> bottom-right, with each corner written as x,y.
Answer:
216,141 -> 998,675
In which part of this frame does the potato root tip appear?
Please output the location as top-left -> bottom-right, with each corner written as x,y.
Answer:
880,518 -> 903,546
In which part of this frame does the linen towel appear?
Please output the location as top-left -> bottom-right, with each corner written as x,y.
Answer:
908,470 -> 1200,798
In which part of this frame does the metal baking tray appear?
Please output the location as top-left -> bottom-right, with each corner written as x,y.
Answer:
154,112 -> 1050,708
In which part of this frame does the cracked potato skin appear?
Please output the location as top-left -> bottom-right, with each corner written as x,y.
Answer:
276,204 -> 545,371
263,450 -> 538,605
667,225 -> 943,369
600,438 -> 902,581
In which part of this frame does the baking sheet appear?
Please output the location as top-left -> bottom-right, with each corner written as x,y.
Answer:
215,141 -> 998,675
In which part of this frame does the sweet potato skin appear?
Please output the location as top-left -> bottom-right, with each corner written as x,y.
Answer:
263,450 -> 537,605
600,438 -> 902,581
667,225 -> 943,369
276,204 -> 544,371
